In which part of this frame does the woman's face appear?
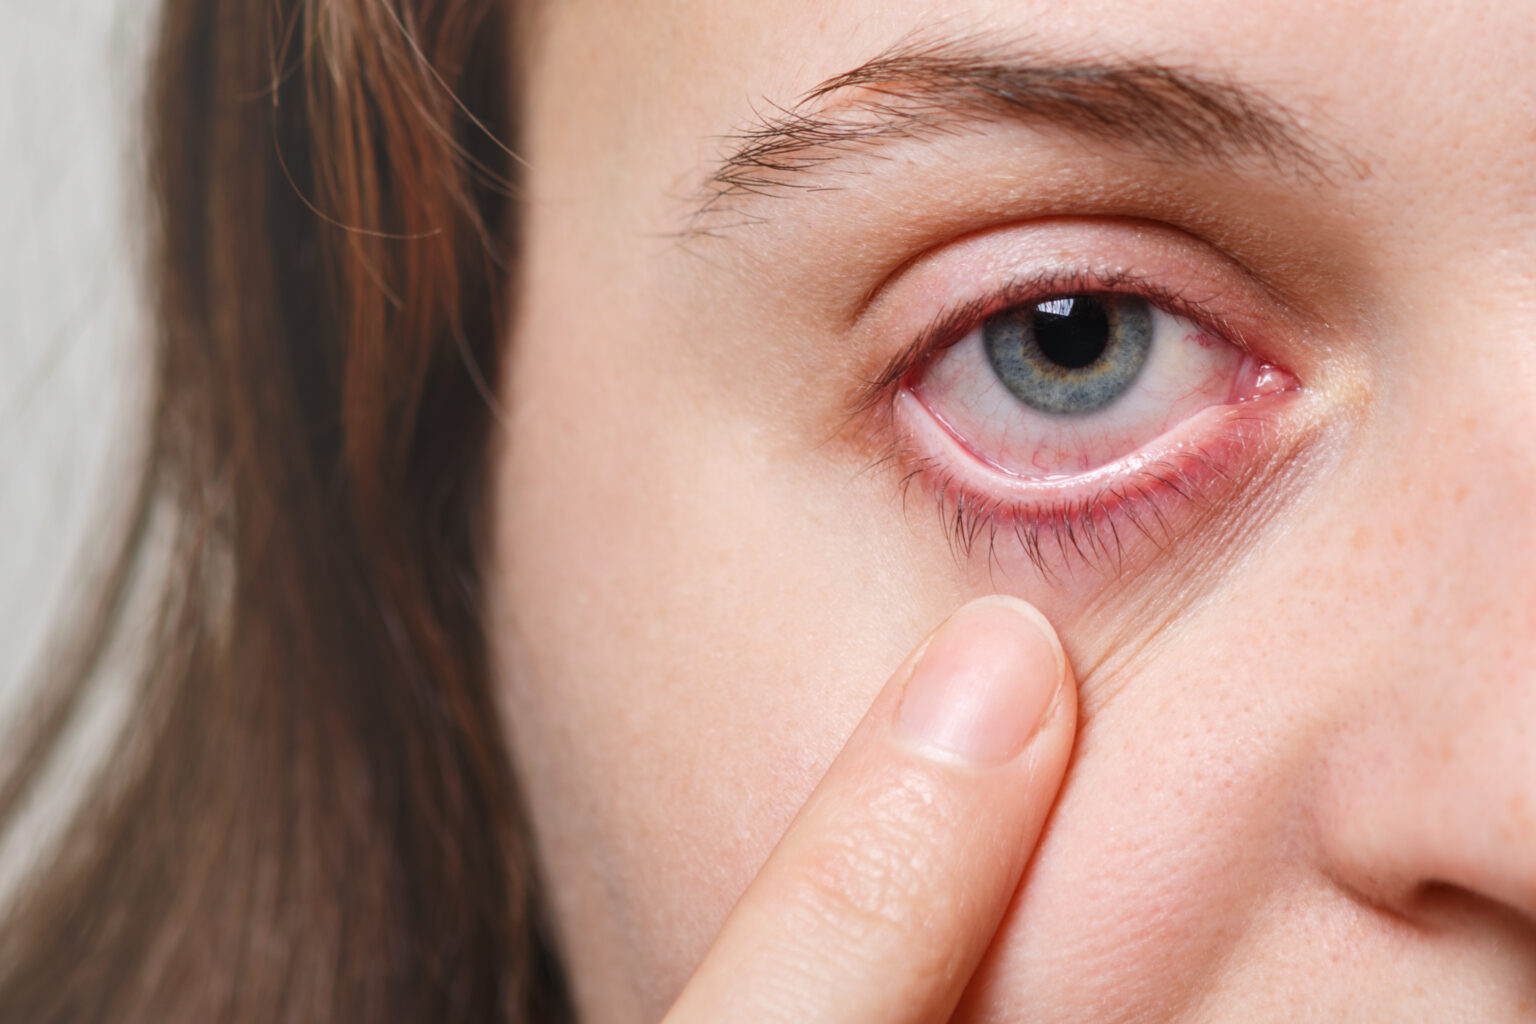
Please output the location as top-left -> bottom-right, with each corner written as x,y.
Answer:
488,1 -> 1536,1020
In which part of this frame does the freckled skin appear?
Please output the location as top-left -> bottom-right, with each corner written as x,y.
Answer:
488,2 -> 1536,1021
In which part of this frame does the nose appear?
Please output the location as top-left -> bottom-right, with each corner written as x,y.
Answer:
1316,643 -> 1536,924
1310,353 -> 1536,933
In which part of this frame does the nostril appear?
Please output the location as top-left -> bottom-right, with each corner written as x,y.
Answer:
1408,881 -> 1536,949
1384,881 -> 1536,1007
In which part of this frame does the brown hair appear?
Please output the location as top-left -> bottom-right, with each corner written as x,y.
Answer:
0,1 -> 567,1019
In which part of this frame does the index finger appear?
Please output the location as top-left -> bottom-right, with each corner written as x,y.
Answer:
665,596 -> 1078,1024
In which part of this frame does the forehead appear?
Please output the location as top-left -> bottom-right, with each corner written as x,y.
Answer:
526,0 -> 1534,238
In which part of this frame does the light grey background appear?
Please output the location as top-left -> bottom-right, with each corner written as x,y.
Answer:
1,1 -> 156,893
2,2 -> 153,702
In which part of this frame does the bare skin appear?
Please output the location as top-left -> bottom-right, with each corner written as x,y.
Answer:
488,1 -> 1536,1020
665,597 -> 1075,1023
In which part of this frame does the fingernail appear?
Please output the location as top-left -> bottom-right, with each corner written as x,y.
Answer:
894,596 -> 1064,765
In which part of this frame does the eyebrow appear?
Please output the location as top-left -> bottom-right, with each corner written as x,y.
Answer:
693,36 -> 1343,227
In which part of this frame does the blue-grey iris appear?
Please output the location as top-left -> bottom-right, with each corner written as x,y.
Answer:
982,294 -> 1153,415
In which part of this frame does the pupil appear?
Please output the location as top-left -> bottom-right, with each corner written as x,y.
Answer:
1032,295 -> 1110,369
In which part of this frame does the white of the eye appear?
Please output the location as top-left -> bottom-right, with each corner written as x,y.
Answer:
918,302 -> 1245,476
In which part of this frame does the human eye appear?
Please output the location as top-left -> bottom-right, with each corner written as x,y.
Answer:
852,221 -> 1312,577
918,290 -> 1290,475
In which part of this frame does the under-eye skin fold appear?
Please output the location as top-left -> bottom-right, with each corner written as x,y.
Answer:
857,261 -> 1303,577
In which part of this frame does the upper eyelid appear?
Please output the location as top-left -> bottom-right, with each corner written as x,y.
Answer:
849,214 -> 1287,338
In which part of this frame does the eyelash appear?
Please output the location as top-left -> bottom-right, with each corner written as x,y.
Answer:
856,267 -> 1286,578
856,266 -> 1247,413
882,430 -> 1245,579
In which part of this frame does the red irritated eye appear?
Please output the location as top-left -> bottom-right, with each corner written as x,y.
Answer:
880,284 -> 1303,574
912,293 -> 1292,480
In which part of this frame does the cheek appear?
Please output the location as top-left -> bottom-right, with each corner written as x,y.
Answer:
963,634 -> 1307,1019
958,527 -> 1364,1020
489,293 -> 972,1016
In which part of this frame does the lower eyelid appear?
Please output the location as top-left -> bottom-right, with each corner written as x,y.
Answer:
890,382 -> 1309,575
